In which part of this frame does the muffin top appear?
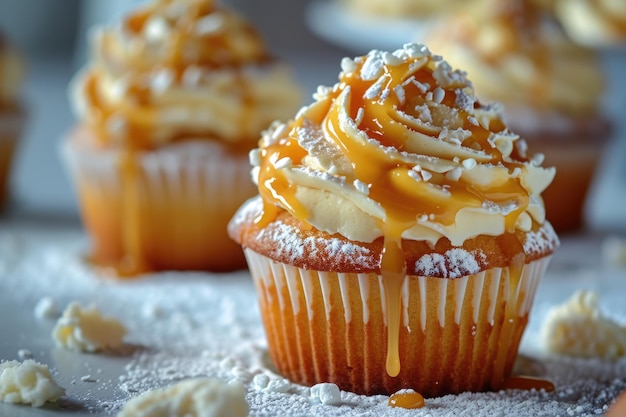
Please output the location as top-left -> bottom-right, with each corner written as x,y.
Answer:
70,0 -> 302,150
424,0 -> 604,118
0,31 -> 24,109
247,43 -> 555,251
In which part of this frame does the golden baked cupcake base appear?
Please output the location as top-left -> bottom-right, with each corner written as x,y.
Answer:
230,197 -> 558,396
63,129 -> 256,274
246,249 -> 551,397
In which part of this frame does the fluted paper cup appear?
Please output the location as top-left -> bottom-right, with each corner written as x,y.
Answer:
61,128 -> 256,275
244,248 -> 551,397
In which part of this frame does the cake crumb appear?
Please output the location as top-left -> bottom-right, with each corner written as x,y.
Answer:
0,360 -> 64,407
52,302 -> 127,353
117,378 -> 248,417
541,290 -> 626,360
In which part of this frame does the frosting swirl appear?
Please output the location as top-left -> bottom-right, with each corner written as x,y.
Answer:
554,0 -> 626,47
252,43 -> 555,248
424,1 -> 604,117
71,0 -> 302,149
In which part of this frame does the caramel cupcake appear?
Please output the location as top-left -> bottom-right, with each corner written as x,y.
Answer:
229,43 -> 558,396
425,0 -> 611,232
62,0 -> 302,275
0,31 -> 26,209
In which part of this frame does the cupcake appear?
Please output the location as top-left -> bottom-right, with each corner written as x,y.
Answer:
229,43 -> 559,396
0,31 -> 26,210
62,0 -> 302,275
425,0 -> 611,232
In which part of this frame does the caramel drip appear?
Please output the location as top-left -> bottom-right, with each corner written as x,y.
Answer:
255,137 -> 309,227
503,376 -> 555,392
117,151 -> 150,276
381,229 -> 406,377
492,232 -> 527,386
83,0 -> 269,150
388,390 -> 425,409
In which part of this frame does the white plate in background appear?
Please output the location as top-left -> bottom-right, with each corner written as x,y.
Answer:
305,0 -> 435,54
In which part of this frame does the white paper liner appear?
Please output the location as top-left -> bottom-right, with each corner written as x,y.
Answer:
61,139 -> 253,203
245,248 -> 552,396
60,137 -> 256,271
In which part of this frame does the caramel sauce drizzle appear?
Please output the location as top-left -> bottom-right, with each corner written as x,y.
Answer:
256,51 -> 533,377
85,0 -> 269,150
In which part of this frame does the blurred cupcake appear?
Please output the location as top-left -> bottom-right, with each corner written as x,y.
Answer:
0,31 -> 26,210
425,0 -> 611,232
229,43 -> 558,396
62,0 -> 302,275
552,0 -> 626,47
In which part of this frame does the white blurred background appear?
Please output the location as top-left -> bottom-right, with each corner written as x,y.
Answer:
0,0 -> 625,231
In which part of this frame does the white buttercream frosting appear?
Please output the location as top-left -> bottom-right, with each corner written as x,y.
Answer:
70,0 -> 302,149
425,3 -> 605,118
251,43 -> 555,247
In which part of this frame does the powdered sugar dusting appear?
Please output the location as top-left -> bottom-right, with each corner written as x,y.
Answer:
0,223 -> 624,416
524,222 -> 560,258
231,197 -> 377,273
257,222 -> 377,273
415,248 -> 483,279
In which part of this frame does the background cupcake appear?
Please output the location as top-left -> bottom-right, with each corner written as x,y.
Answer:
425,0 -> 611,233
0,30 -> 26,210
62,0 -> 302,275
229,43 -> 558,396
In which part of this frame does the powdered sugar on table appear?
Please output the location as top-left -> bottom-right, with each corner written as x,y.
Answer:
0,221 -> 624,416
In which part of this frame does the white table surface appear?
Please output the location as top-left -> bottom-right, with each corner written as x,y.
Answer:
0,221 -> 625,416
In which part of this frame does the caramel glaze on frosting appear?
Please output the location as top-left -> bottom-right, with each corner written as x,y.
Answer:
425,0 -> 604,118
71,0 -> 302,150
245,43 -> 556,250
230,43 -> 558,379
